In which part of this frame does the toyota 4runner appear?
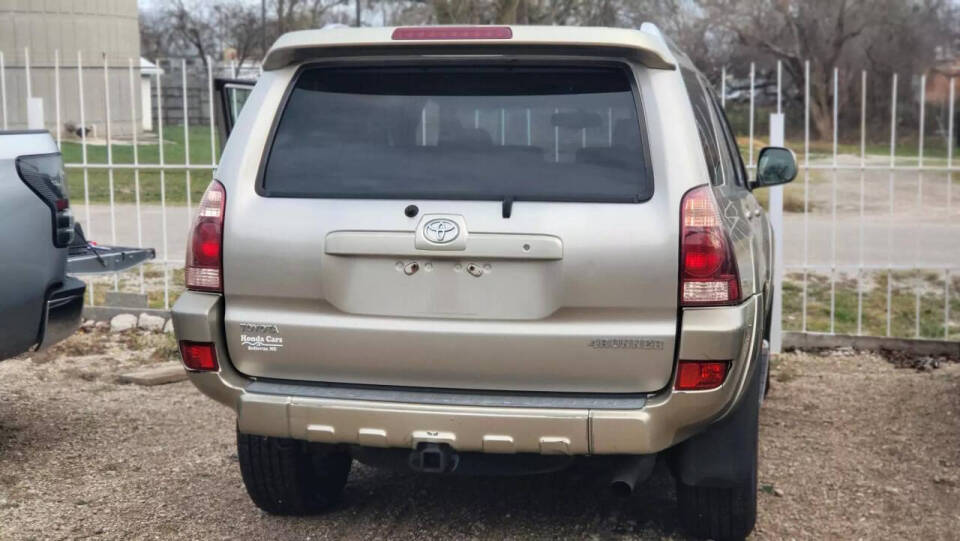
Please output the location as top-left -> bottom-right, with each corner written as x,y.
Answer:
172,24 -> 796,540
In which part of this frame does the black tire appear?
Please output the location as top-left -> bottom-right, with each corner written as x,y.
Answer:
237,429 -> 351,515
677,469 -> 757,540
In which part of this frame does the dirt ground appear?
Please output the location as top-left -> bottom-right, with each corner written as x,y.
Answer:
1,329 -> 958,540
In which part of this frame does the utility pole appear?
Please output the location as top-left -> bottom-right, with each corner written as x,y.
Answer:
355,0 -> 361,27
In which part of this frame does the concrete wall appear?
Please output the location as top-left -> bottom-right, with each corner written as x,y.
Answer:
0,0 -> 141,136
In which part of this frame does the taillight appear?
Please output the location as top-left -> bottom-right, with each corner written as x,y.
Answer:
679,185 -> 740,306
179,341 -> 219,371
391,26 -> 513,40
16,153 -> 74,247
675,360 -> 728,390
185,181 -> 225,292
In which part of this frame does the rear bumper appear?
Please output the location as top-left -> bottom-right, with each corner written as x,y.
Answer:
172,291 -> 762,455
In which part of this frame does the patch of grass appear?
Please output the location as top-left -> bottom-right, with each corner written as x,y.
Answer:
62,125 -> 218,205
86,263 -> 185,310
753,178 -> 817,213
783,270 -> 960,339
31,333 -> 108,363
150,333 -> 180,363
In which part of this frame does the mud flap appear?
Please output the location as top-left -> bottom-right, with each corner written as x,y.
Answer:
669,344 -> 762,488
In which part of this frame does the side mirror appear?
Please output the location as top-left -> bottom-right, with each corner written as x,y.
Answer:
753,146 -> 797,189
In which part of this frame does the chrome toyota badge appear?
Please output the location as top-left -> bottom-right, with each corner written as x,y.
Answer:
423,218 -> 460,244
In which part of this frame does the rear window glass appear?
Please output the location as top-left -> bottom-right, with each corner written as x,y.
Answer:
261,64 -> 652,202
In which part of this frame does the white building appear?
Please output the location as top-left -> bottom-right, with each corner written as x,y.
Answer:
0,0 -> 143,136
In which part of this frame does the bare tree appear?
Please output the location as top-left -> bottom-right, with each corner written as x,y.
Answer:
311,0 -> 350,26
166,0 -> 218,67
696,0 -> 955,138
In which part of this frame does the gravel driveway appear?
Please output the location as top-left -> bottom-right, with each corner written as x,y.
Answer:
1,329 -> 958,540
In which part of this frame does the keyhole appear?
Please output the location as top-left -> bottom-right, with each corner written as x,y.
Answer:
466,263 -> 483,277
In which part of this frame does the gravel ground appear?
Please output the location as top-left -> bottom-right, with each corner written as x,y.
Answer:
1,329 -> 959,540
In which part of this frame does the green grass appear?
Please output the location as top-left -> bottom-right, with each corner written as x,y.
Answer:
62,125 -> 218,205
782,271 -> 960,339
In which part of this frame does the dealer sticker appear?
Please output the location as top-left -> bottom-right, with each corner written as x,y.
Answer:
239,323 -> 284,352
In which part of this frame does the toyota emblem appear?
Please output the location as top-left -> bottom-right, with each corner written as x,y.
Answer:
423,219 -> 460,244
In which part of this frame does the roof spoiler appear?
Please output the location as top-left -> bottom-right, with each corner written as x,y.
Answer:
262,25 -> 677,71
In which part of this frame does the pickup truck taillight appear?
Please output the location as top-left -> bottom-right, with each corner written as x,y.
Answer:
679,185 -> 740,306
16,153 -> 74,247
185,181 -> 225,293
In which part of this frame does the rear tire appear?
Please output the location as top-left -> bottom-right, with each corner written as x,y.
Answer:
237,429 -> 351,515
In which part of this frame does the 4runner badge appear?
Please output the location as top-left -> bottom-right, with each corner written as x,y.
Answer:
239,323 -> 284,352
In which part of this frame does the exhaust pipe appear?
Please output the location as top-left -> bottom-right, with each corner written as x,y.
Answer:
608,455 -> 655,497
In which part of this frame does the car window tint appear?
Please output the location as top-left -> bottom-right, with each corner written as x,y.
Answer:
261,64 -> 653,203
707,87 -> 748,187
701,77 -> 738,187
680,66 -> 723,185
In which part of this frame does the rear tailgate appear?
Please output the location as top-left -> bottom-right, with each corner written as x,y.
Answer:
222,61 -> 679,394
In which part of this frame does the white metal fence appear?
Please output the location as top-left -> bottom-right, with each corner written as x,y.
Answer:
721,61 -> 957,342
1,50 -> 957,343
0,49 -> 235,312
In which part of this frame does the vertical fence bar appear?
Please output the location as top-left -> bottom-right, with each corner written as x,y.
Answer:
207,56 -> 217,167
527,108 -> 532,146
103,54 -> 118,290
554,107 -> 559,163
128,58 -> 145,294
607,108 -> 612,146
500,108 -> 506,145
420,108 -> 426,145
858,70 -> 866,335
24,48 -> 31,108
78,51 -> 93,305
802,60 -> 810,332
54,51 -> 61,149
749,63 -> 755,166
769,61 -> 784,352
720,66 -> 726,109
948,78 -> 955,214
776,61 -> 782,115
229,61 -> 239,127
916,75 -> 925,338
830,67 -> 838,334
181,59 -> 192,226
887,74 -> 898,337
157,71 -> 170,310
948,77 -> 956,339
0,52 -> 7,129
946,268 -> 951,340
